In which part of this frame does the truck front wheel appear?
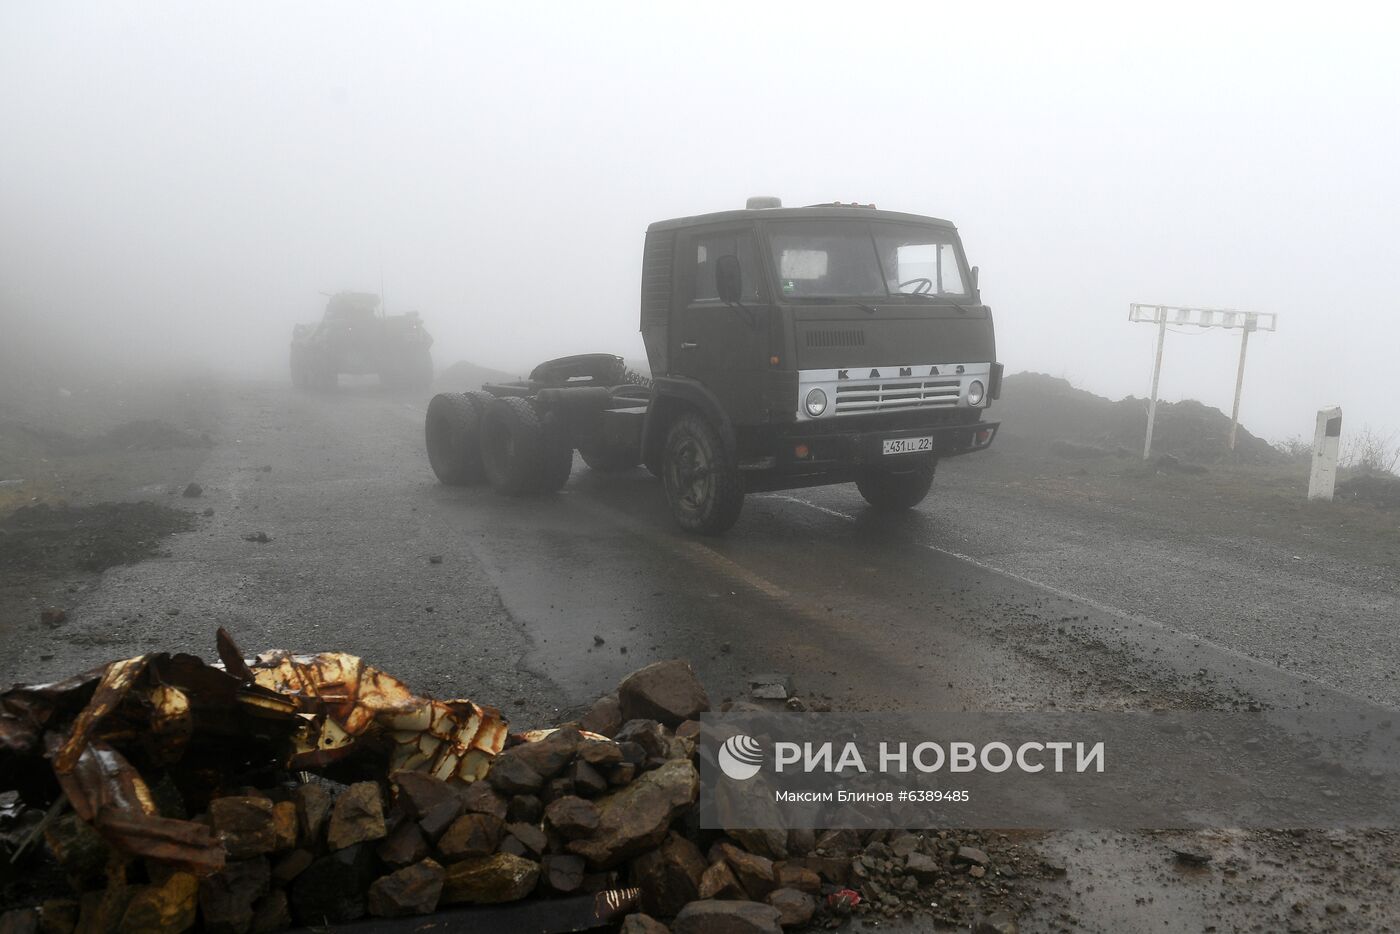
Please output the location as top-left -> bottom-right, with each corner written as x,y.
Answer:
661,412 -> 744,534
855,458 -> 936,511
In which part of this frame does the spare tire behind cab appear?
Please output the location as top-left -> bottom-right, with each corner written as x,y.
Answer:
425,391 -> 490,485
480,396 -> 573,495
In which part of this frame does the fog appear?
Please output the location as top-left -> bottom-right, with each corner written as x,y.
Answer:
3,2 -> 1397,444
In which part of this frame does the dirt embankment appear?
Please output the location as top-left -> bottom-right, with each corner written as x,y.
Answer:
994,372 -> 1283,465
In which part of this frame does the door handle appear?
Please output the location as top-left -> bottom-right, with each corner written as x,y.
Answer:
680,342 -> 699,350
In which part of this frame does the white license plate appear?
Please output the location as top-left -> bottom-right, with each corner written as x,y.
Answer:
883,436 -> 933,455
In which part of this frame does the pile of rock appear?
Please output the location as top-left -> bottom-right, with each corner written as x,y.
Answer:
1,656 -> 1036,934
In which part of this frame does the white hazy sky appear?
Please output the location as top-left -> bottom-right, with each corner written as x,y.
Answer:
2,1 -> 1397,443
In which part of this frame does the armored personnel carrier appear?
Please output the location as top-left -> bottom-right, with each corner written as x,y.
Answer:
290,292 -> 433,390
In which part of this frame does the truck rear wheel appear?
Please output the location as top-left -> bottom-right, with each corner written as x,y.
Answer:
661,412 -> 744,534
481,396 -> 571,495
425,392 -> 487,485
855,458 -> 936,510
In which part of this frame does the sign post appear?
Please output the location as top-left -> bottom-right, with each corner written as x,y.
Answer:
1128,304 -> 1277,460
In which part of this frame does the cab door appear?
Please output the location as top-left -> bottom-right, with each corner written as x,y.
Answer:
670,226 -> 770,424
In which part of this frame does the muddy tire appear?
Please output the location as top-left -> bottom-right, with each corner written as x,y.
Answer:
425,392 -> 487,485
661,412 -> 744,534
481,396 -> 566,495
579,444 -> 638,473
536,412 -> 575,493
855,458 -> 936,510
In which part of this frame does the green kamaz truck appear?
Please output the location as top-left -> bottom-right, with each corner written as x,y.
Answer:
426,198 -> 1001,534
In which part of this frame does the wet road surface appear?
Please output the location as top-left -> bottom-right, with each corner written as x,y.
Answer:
8,380 -> 1398,932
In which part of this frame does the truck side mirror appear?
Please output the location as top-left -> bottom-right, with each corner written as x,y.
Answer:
970,265 -> 979,293
715,255 -> 743,304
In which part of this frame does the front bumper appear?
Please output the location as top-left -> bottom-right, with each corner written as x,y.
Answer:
738,416 -> 999,491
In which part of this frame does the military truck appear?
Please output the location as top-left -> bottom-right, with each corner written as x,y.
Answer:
290,292 -> 434,390
425,198 -> 1001,534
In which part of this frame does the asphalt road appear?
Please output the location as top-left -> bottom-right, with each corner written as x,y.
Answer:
7,379 -> 1398,932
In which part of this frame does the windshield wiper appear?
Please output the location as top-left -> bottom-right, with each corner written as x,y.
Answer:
791,296 -> 879,314
894,292 -> 972,314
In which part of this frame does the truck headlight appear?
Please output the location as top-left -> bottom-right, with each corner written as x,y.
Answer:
967,380 -> 985,406
805,388 -> 828,417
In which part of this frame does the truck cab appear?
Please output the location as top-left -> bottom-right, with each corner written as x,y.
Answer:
637,199 -> 1000,529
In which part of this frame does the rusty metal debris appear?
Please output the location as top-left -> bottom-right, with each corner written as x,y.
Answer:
0,628 -> 507,878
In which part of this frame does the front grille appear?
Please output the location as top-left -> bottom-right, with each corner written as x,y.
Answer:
805,328 -> 866,348
834,378 -> 961,413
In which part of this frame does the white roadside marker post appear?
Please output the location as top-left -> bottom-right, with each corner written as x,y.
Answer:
1308,406 -> 1343,502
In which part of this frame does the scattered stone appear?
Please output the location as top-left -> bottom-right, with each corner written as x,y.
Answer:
577,739 -> 625,768
242,532 -> 271,544
39,608 -> 66,627
367,859 -> 445,918
746,673 -> 793,701
720,843 -> 776,899
698,861 -> 744,900
460,780 -> 509,821
271,849 -> 314,885
774,864 -> 821,894
182,483 -> 203,498
568,759 -> 699,869
288,844 -> 374,925
0,910 -> 38,934
209,796 -> 278,859
581,695 -> 624,736
969,864 -> 987,878
248,889 -> 290,934
571,759 -> 609,796
614,720 -> 669,761
487,755 -> 545,795
119,872 -> 197,934
673,899 -> 783,934
594,635 -> 606,646
619,660 -> 710,727
632,832 -> 707,917
539,854 -> 587,895
904,851 -> 940,883
270,802 -> 297,851
37,899 -> 78,934
504,822 -> 547,857
428,555 -> 443,564
293,782 -> 334,847
326,782 -> 386,850
438,813 -> 504,860
199,857 -> 271,934
765,888 -> 816,928
1173,848 -> 1212,867
504,794 -> 542,824
545,796 -> 601,839
377,821 -> 430,867
503,728 -> 582,779
440,853 -> 540,905
974,910 -> 1020,934
954,845 -> 990,867
621,914 -> 672,934
728,829 -> 787,861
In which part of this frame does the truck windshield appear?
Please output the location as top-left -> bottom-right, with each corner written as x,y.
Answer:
767,221 -> 968,300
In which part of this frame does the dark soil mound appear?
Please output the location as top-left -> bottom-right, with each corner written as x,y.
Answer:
101,419 -> 213,451
996,372 -> 1283,465
0,501 -> 197,573
8,419 -> 212,456
1336,472 -> 1400,510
